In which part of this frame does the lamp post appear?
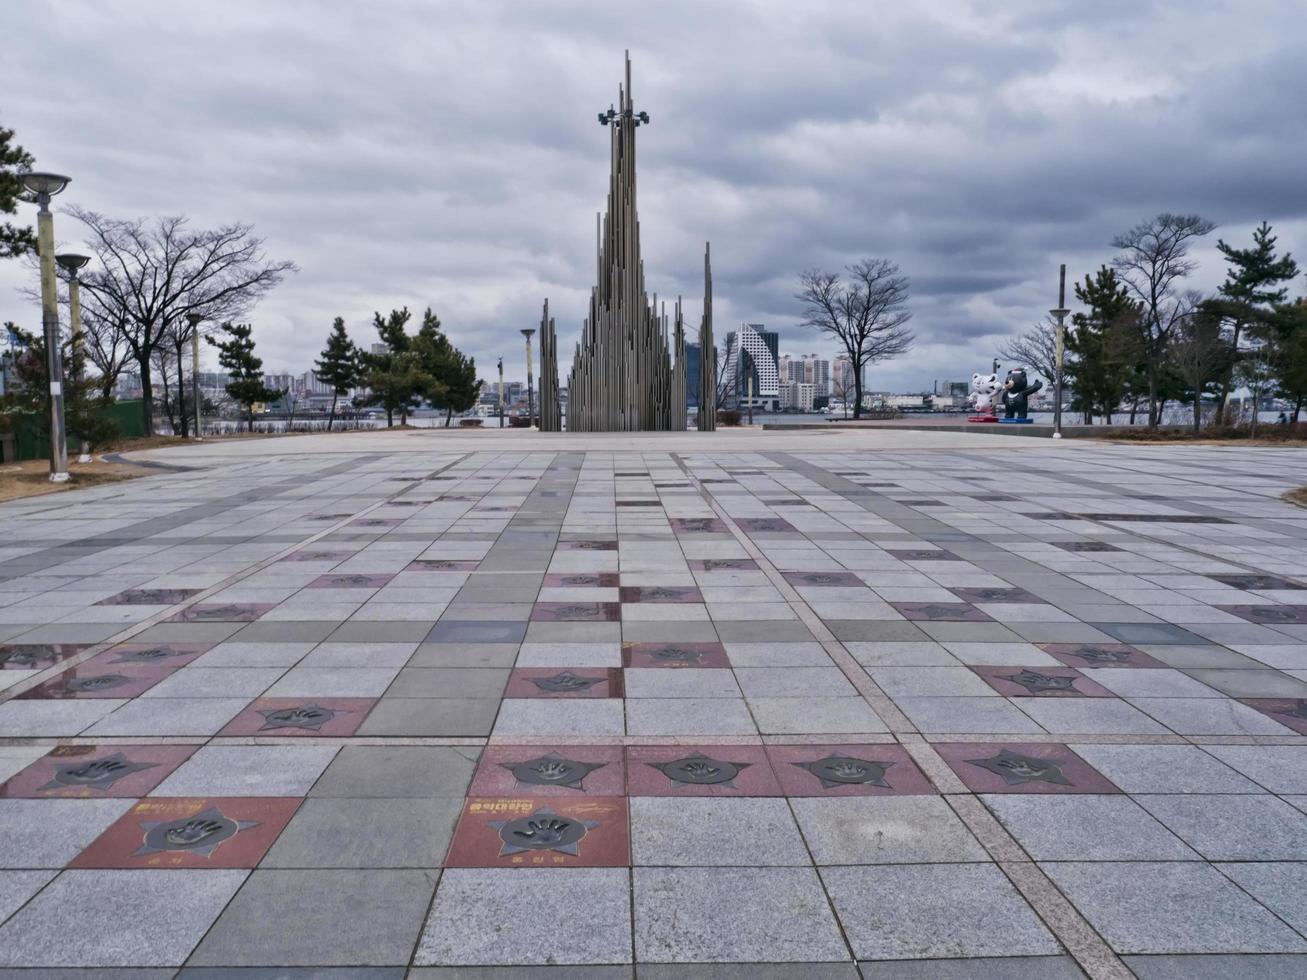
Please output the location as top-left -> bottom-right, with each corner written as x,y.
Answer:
55,253 -> 91,462
520,328 -> 536,428
22,172 -> 72,482
497,356 -> 504,429
1049,263 -> 1070,440
185,313 -> 204,440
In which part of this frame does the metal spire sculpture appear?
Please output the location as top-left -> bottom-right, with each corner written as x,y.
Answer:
537,53 -> 714,432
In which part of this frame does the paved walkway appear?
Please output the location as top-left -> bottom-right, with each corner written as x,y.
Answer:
1,434 -> 1307,978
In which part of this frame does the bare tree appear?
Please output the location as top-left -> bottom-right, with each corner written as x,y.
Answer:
797,259 -> 913,419
69,208 -> 295,435
831,372 -> 855,417
1168,298 -> 1235,434
80,304 -> 134,399
715,337 -> 736,410
1111,213 -> 1216,427
996,317 -> 1059,385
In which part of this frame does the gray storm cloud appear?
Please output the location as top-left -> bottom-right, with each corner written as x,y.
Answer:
2,0 -> 1304,392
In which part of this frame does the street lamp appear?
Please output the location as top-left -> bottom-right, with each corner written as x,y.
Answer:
497,356 -> 504,429
520,328 -> 536,429
55,253 -> 91,463
22,172 -> 72,482
1049,263 -> 1070,440
185,313 -> 204,440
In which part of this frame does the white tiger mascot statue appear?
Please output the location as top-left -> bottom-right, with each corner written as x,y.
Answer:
968,373 -> 1003,414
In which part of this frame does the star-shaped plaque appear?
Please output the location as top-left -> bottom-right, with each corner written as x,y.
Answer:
530,672 -> 605,693
503,753 -> 606,790
795,754 -> 892,789
40,752 -> 158,792
135,807 -> 259,858
966,749 -> 1071,786
652,753 -> 750,787
258,703 -> 341,731
1001,669 -> 1079,696
489,806 -> 599,857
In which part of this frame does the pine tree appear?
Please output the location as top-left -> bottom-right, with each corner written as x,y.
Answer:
314,317 -> 360,431
207,322 -> 283,432
357,307 -> 424,427
0,124 -> 35,261
413,308 -> 481,426
1066,267 -> 1140,423
1213,222 -> 1300,422
0,324 -> 119,452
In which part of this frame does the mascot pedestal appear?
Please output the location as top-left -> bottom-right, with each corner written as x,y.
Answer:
967,373 -> 1002,423
1000,369 -> 1043,424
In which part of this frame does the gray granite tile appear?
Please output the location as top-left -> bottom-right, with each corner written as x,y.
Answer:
309,746 -> 479,798
631,797 -> 808,866
822,863 -> 1058,960
416,868 -> 632,966
0,799 -> 136,868
982,794 -> 1197,861
0,869 -> 247,966
189,869 -> 436,966
634,867 -> 847,963
792,796 -> 987,864
1042,862 -> 1307,954
263,797 -> 462,868
1135,794 -> 1307,860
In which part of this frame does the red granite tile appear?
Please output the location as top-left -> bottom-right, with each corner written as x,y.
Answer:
766,743 -> 936,797
736,518 -> 797,534
950,586 -> 1041,604
558,540 -> 618,552
0,644 -> 88,671
530,602 -> 621,622
670,518 -> 729,534
84,642 -> 213,670
96,588 -> 203,606
934,742 -> 1120,794
892,602 -> 993,622
306,573 -> 394,589
350,517 -> 403,528
626,745 -> 781,797
167,603 -> 275,623
619,586 -> 704,603
469,746 -> 626,797
16,662 -> 176,700
70,797 -> 301,869
1219,605 -> 1307,625
1240,698 -> 1307,735
0,744 -> 198,799
445,796 -> 630,868
622,642 -> 730,669
688,558 -> 759,571
783,571 -> 866,588
281,550 -> 355,563
217,698 -> 377,736
1040,642 -> 1166,669
544,572 -> 620,588
971,665 -> 1114,698
504,668 -> 623,699
405,559 -> 480,571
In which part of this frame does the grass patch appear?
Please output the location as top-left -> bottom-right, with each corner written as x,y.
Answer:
0,459 -> 147,503
1107,422 -> 1307,444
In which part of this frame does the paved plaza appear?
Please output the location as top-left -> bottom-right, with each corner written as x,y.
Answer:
2,429 -> 1307,978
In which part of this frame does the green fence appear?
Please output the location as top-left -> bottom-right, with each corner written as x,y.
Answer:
0,400 -> 145,463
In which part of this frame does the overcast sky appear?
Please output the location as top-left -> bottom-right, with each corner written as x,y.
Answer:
3,0 -> 1305,390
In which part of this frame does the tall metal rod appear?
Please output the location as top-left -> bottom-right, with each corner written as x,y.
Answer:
1050,264 -> 1070,440
186,312 -> 204,441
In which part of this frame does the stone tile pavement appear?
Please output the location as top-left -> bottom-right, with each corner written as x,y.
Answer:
0,437 -> 1306,976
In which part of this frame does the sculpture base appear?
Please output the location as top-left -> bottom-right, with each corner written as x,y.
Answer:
999,418 -> 1034,424
967,415 -> 999,423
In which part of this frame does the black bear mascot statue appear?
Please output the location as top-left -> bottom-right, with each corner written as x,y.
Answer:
1001,368 -> 1043,421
